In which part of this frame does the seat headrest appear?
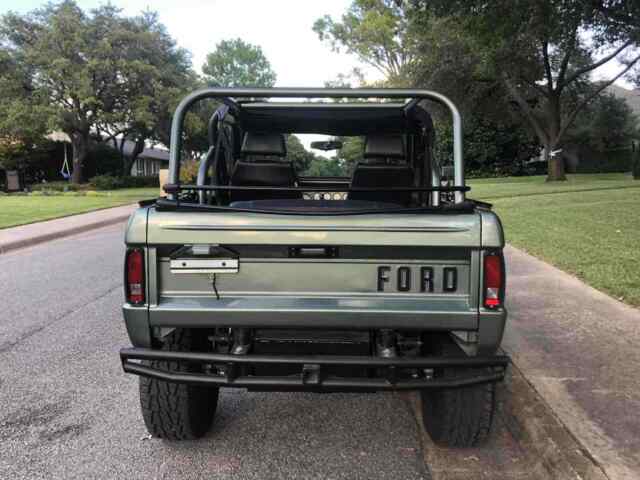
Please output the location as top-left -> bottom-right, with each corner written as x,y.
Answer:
241,132 -> 287,157
363,135 -> 405,160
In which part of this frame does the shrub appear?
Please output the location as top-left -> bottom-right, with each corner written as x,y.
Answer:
123,176 -> 159,188
89,174 -> 159,190
31,181 -> 85,192
90,175 -> 123,190
180,160 -> 199,184
575,148 -> 632,174
466,167 -> 511,179
30,190 -> 63,196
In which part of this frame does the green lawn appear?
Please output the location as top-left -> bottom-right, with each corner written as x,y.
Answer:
0,188 -> 158,229
468,173 -> 640,306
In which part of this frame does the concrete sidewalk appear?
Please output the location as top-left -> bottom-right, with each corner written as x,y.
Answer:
504,245 -> 640,480
0,204 -> 136,254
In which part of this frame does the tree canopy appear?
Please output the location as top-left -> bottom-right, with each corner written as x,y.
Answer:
314,0 -> 416,86
419,0 -> 640,180
0,1 -> 193,182
286,135 -> 318,173
316,0 -> 640,180
202,38 -> 276,88
0,42 -> 52,171
315,2 -> 543,176
566,91 -> 638,151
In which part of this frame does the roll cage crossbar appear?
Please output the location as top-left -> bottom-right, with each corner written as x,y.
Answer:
168,88 -> 465,204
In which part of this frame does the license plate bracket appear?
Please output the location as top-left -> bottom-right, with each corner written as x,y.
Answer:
170,245 -> 239,274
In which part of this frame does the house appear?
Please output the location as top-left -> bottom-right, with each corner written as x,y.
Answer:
119,139 -> 170,177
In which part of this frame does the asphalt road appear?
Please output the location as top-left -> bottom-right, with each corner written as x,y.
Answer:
0,224 -> 429,480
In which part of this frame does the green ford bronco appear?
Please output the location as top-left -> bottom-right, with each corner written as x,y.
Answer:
120,88 -> 509,447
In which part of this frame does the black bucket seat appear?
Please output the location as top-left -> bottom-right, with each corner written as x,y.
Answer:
348,135 -> 414,205
229,132 -> 299,202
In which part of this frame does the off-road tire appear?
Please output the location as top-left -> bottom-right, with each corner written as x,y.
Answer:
420,336 -> 496,447
139,329 -> 218,440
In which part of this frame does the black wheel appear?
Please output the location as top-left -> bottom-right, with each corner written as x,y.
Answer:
420,335 -> 496,447
139,329 -> 218,440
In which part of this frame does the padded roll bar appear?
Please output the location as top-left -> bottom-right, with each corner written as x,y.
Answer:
196,110 -> 220,204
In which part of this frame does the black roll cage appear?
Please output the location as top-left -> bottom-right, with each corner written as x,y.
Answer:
165,88 -> 466,208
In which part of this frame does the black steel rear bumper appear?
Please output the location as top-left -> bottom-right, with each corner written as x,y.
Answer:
120,347 -> 509,391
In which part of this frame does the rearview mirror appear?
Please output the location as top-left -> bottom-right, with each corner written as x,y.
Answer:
310,140 -> 343,151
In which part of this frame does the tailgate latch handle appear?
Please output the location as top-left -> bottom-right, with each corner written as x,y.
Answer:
289,246 -> 338,258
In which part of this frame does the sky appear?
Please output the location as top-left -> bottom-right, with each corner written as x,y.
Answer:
1,0 -> 633,89
0,0 -> 368,87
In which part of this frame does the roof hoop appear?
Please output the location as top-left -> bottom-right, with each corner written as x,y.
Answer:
168,88 -> 464,203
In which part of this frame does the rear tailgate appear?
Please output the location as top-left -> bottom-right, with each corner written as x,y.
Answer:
145,208 -> 482,330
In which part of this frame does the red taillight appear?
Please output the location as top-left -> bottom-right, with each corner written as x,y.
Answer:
483,253 -> 503,309
126,248 -> 145,305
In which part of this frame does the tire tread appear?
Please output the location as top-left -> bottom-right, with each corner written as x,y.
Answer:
139,329 -> 218,440
420,336 -> 497,447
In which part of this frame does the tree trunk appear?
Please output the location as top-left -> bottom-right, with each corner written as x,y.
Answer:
122,137 -> 145,176
122,156 -> 135,177
544,143 -> 567,181
114,137 -> 127,176
70,132 -> 89,184
544,95 -> 567,182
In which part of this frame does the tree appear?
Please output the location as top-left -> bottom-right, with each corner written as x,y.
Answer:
432,116 -> 540,176
0,137 -> 27,171
286,135 -> 317,172
304,157 -> 349,177
315,2 -> 540,176
333,136 -> 364,174
314,0 -> 416,86
566,92 -> 638,151
94,11 -> 195,175
301,136 -> 361,177
405,14 -> 540,173
421,1 -> 640,180
0,49 -> 51,172
0,1 -> 192,182
202,38 -> 276,87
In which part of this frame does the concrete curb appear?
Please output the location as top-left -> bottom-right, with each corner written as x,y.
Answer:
0,206 -> 135,255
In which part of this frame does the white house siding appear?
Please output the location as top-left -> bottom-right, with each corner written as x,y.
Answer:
131,158 -> 166,176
